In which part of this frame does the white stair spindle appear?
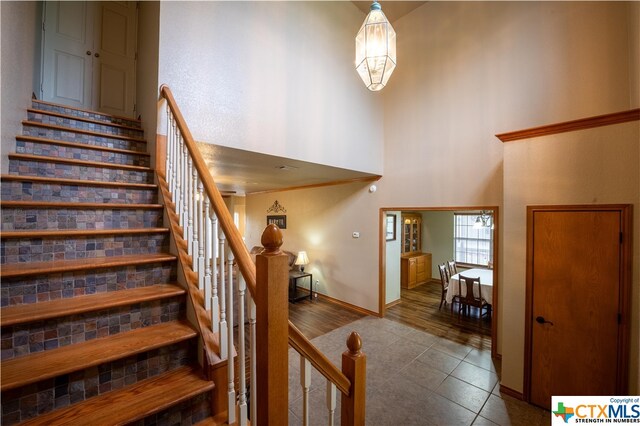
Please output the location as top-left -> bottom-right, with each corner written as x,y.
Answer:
197,179 -> 205,289
181,144 -> 188,234
226,254 -> 236,425
218,228 -> 227,359
237,273 -> 248,426
326,381 -> 337,426
170,115 -> 177,195
175,135 -> 183,221
247,290 -> 257,425
211,212 -> 220,331
185,157 -> 193,250
204,195 -> 212,301
191,167 -> 198,270
301,356 -> 311,426
165,106 -> 171,186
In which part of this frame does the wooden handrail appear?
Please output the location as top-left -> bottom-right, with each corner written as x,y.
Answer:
160,85 -> 257,298
288,323 -> 351,395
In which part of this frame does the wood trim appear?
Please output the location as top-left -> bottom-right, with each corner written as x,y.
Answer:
0,174 -> 157,189
156,134 -> 167,176
27,108 -> 144,132
246,175 -> 382,195
288,322 -> 351,396
32,98 -> 142,123
8,153 -> 152,172
496,108 -> 640,142
523,204 -> 632,402
385,299 -> 401,309
499,385 -> 524,400
16,135 -> 149,156
22,120 -> 147,142
316,292 -> 379,318
0,201 -> 162,209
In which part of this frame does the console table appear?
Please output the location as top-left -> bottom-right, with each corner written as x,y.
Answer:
289,271 -> 313,303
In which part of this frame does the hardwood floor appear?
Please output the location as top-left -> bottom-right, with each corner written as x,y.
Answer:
386,280 -> 492,351
288,280 -> 491,352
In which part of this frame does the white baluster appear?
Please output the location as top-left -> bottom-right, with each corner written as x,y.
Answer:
218,228 -> 227,360
326,381 -> 336,426
191,166 -> 198,269
301,356 -> 311,426
204,195 -> 212,300
197,180 -> 205,289
185,156 -> 193,248
175,135 -> 183,221
247,289 -> 257,425
169,113 -> 176,195
227,254 -> 236,424
181,144 -> 188,234
237,273 -> 248,426
211,212 -> 220,331
165,106 -> 171,186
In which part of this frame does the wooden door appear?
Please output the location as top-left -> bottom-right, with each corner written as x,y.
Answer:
527,207 -> 629,409
42,1 -> 137,117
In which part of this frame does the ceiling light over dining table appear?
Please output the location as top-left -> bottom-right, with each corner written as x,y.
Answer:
355,1 -> 396,91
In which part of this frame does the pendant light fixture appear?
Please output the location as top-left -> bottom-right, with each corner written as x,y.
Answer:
355,1 -> 396,91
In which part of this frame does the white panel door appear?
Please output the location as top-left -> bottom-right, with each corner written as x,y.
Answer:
42,1 -> 137,117
42,1 -> 95,109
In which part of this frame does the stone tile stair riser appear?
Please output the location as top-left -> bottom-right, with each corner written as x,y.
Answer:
1,209 -> 162,231
1,298 -> 185,360
32,101 -> 141,129
1,263 -> 177,307
1,181 -> 157,204
27,111 -> 144,138
127,393 -> 211,426
16,140 -> 150,167
1,340 -> 196,425
9,160 -> 153,184
0,234 -> 170,264
22,126 -> 146,152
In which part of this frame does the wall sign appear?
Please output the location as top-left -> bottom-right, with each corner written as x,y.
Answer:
267,215 -> 287,229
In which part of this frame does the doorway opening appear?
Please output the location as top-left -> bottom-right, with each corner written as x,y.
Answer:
378,206 -> 499,358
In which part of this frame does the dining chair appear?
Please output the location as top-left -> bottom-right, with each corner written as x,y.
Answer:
457,275 -> 491,321
447,260 -> 458,277
437,263 -> 449,310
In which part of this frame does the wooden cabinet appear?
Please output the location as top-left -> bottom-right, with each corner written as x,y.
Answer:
401,213 -> 422,254
401,253 -> 432,289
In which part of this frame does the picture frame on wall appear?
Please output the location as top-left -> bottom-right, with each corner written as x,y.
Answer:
267,215 -> 287,229
386,214 -> 396,241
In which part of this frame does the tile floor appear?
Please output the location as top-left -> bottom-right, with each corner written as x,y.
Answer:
287,316 -> 549,426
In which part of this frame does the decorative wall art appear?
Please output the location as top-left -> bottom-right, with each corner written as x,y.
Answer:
266,201 -> 287,229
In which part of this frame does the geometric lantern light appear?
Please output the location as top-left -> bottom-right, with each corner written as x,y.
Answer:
355,1 -> 396,91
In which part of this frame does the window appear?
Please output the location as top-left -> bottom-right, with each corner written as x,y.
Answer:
454,213 -> 493,266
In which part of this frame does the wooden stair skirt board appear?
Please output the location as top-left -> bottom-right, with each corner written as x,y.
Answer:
17,365 -> 214,426
1,283 -> 184,327
0,253 -> 176,279
0,174 -> 158,189
1,320 -> 197,391
8,153 -> 152,172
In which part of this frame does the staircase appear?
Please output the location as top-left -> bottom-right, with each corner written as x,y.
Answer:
1,100 -> 216,425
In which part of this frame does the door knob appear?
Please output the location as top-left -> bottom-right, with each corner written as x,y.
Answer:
535,316 -> 554,326
86,51 -> 91,55
94,52 -> 100,58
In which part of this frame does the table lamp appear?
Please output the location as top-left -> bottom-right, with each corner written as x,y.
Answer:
295,251 -> 309,272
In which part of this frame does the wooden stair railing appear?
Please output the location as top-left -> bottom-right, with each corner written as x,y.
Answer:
158,85 -> 366,426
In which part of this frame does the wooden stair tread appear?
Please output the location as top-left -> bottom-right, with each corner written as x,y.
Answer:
9,153 -> 152,172
22,120 -> 146,143
1,228 -> 169,239
1,284 -> 184,326
27,108 -> 144,133
0,174 -> 157,189
1,320 -> 197,391
0,200 -> 162,209
16,135 -> 149,156
0,253 -> 175,278
19,365 -> 213,426
32,99 -> 142,125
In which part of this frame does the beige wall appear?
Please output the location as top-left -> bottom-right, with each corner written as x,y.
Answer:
0,1 -> 39,174
157,1 -> 384,175
136,1 -> 160,168
503,121 -> 640,394
385,211 -> 401,305
422,211 -> 455,279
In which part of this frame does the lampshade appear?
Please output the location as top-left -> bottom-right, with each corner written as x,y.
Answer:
295,251 -> 309,266
355,1 -> 396,91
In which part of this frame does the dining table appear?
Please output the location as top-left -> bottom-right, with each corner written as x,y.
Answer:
445,268 -> 493,305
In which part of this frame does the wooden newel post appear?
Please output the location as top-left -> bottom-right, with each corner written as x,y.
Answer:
341,331 -> 366,426
256,224 -> 289,426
